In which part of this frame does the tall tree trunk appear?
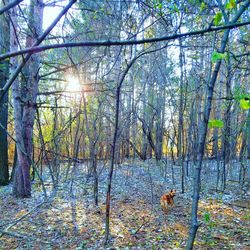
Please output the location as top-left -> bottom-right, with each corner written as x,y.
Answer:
155,81 -> 165,161
222,57 -> 232,190
186,30 -> 230,249
212,78 -> 222,158
124,70 -> 133,158
141,65 -> 148,160
12,0 -> 43,197
177,39 -> 185,192
104,47 -> 155,243
0,0 -> 10,186
177,39 -> 184,161
9,5 -> 19,183
247,111 -> 250,160
186,2 -> 250,248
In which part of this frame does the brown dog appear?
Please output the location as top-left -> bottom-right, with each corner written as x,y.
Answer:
160,189 -> 176,213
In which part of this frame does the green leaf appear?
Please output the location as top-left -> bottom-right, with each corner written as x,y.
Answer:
153,0 -> 162,10
226,0 -> 236,10
208,120 -> 224,128
93,11 -> 98,19
233,87 -> 250,101
211,51 -> 226,63
200,2 -> 206,11
204,212 -> 211,223
239,99 -> 250,110
173,4 -> 180,13
214,12 -> 222,26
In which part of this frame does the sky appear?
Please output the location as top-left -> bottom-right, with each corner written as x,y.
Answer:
43,4 -> 63,30
21,0 -> 67,30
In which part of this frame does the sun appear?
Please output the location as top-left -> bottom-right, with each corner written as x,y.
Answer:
65,75 -> 82,92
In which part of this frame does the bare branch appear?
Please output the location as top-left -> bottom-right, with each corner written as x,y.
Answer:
0,0 -> 77,101
0,0 -> 23,15
0,21 -> 250,62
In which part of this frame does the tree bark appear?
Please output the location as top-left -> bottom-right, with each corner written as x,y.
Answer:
0,0 -> 10,186
12,0 -> 43,197
186,1 -> 250,248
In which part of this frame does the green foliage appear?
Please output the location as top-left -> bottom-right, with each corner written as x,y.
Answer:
233,86 -> 247,99
40,110 -> 54,143
153,0 -> 163,10
232,87 -> 250,110
239,99 -> 250,110
211,51 -> 227,63
243,212 -> 250,220
208,120 -> 224,129
214,12 -> 223,26
225,0 -> 236,10
172,4 -> 180,13
200,2 -> 206,11
93,11 -> 98,20
203,211 -> 217,229
204,212 -> 211,223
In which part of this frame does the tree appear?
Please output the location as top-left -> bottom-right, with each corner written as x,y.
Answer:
9,0 -> 76,197
12,0 -> 44,197
0,0 -> 10,185
186,1 -> 250,248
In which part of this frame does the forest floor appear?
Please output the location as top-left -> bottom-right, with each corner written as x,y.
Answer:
0,159 -> 249,249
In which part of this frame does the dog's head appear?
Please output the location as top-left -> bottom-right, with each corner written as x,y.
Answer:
170,189 -> 176,197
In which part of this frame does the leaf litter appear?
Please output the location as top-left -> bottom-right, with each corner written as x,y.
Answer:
0,159 -> 249,249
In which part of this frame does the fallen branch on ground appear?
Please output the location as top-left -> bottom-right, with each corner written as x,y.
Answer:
0,200 -> 48,237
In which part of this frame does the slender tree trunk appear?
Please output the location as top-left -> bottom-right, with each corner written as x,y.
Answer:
0,0 -> 10,186
178,39 -> 185,192
9,5 -> 19,183
246,110 -> 250,159
212,78 -> 222,159
141,74 -> 148,160
155,83 -> 165,161
186,2 -> 250,246
186,30 -> 230,249
104,48 -> 155,244
52,97 -> 60,186
105,83 -> 121,244
124,71 -> 133,158
222,54 -> 232,190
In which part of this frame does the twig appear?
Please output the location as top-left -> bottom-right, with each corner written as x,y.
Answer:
0,0 -> 24,15
131,219 -> 149,235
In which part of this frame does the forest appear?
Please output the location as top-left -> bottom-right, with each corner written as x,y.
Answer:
0,0 -> 249,249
